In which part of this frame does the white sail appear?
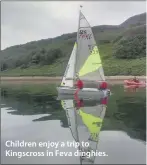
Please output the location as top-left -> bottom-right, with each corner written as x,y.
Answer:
61,100 -> 79,141
60,42 -> 77,87
75,11 -> 105,81
60,99 -> 83,164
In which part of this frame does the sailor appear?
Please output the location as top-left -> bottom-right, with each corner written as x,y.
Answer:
133,76 -> 139,83
98,81 -> 108,90
100,97 -> 108,105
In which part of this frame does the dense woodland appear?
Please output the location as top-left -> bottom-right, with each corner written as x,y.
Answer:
1,13 -> 146,76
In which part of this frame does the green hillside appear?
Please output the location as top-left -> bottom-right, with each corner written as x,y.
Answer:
1,12 -> 146,76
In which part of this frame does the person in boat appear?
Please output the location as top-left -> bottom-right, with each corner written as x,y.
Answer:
98,81 -> 108,90
101,97 -> 108,105
133,76 -> 139,83
74,74 -> 84,95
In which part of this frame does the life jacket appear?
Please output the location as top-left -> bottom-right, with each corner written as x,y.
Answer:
74,90 -> 84,109
99,81 -> 108,90
76,100 -> 84,108
101,97 -> 108,105
76,80 -> 84,89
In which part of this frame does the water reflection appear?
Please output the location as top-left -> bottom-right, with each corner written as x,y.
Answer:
1,85 -> 68,128
124,85 -> 146,93
115,96 -> 146,141
1,84 -> 146,164
60,97 -> 107,164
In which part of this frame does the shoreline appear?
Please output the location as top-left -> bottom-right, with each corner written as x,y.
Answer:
0,76 -> 146,82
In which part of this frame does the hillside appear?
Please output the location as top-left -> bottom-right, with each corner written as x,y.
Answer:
120,13 -> 146,28
1,12 -> 146,76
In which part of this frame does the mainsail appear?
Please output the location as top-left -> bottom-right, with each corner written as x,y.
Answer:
60,9 -> 105,87
61,42 -> 77,87
75,11 -> 105,81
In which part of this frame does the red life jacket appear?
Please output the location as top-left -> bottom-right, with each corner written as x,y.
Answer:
99,81 -> 108,89
101,97 -> 108,105
76,80 -> 84,89
77,100 -> 84,108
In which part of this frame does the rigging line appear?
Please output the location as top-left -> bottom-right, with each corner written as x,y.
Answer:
74,7 -> 81,81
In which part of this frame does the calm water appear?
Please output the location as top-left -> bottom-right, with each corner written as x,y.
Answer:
1,83 -> 146,164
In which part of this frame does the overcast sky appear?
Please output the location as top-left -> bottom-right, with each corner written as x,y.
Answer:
1,1 -> 146,50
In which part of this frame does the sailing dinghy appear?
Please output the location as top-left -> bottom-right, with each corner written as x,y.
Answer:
60,98 -> 107,164
57,7 -> 110,98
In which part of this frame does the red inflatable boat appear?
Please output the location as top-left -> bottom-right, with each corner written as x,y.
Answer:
124,80 -> 146,86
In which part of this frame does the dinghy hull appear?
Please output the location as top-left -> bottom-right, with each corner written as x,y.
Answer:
57,86 -> 110,100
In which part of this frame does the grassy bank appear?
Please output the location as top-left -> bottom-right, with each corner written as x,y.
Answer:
0,58 -> 145,77
1,43 -> 146,77
1,57 -> 145,77
1,13 -> 146,77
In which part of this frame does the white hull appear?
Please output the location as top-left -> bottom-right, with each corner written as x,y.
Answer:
57,86 -> 110,100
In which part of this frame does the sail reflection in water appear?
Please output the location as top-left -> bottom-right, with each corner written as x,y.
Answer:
60,97 -> 107,164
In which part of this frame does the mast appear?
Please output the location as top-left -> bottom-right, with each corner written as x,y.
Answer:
74,7 -> 83,162
74,5 -> 82,80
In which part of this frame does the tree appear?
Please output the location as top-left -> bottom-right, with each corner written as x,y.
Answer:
20,64 -> 28,69
113,34 -> 146,59
1,63 -> 8,71
15,60 -> 23,67
31,53 -> 41,64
